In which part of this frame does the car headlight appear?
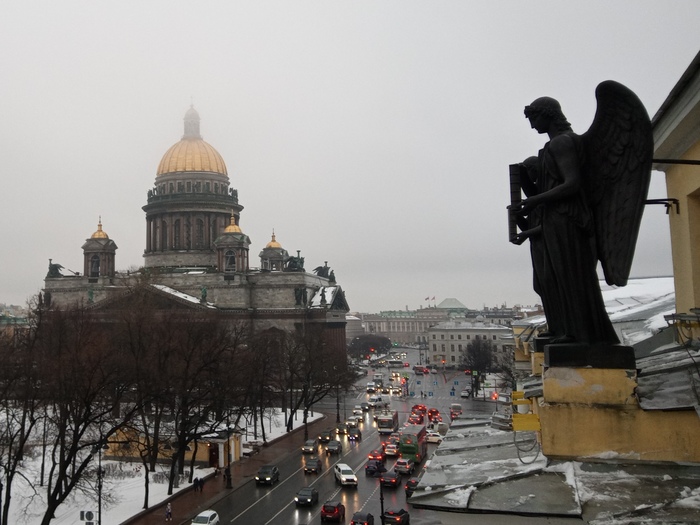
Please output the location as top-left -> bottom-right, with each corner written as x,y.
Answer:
255,476 -> 260,480
265,477 -> 271,480
294,497 -> 299,502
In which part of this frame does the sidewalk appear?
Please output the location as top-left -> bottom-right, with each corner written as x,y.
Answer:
122,414 -> 331,525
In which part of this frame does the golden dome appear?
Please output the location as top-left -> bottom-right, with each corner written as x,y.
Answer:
224,214 -> 242,234
156,106 -> 228,177
91,218 -> 109,239
266,231 -> 282,249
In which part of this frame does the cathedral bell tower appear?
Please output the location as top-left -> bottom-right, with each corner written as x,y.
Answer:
214,214 -> 250,279
81,218 -> 117,282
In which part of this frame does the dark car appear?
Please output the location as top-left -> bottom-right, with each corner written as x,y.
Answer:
348,427 -> 362,440
336,423 -> 348,435
255,465 -> 280,485
304,457 -> 322,474
350,511 -> 375,525
368,449 -> 386,462
318,429 -> 333,443
321,501 -> 346,522
365,459 -> 384,476
360,402 -> 370,411
407,413 -> 424,425
301,438 -> 318,453
326,440 -> 342,455
383,508 -> 410,524
294,486 -> 319,506
380,470 -> 401,488
404,477 -> 420,497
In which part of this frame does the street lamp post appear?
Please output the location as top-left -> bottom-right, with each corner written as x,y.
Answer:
92,442 -> 108,525
225,424 -> 233,489
373,465 -> 387,525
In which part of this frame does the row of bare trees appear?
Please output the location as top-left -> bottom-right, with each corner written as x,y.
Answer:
0,289 -> 354,525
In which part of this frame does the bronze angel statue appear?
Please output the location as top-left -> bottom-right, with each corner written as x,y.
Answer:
509,81 -> 652,346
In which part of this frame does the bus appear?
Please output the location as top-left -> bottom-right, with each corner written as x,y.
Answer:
398,424 -> 427,463
376,410 -> 399,434
387,359 -> 403,368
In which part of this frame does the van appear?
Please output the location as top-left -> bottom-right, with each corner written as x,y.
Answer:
366,382 -> 376,393
368,395 -> 384,408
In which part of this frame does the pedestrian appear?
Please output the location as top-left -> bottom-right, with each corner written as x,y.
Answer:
193,477 -> 200,492
165,502 -> 172,521
199,477 -> 205,492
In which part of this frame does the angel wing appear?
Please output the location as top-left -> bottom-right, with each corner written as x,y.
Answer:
582,80 -> 653,286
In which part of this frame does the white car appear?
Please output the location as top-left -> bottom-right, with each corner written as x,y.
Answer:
334,463 -> 358,487
191,510 -> 220,524
460,389 -> 471,398
426,431 -> 443,444
353,405 -> 363,415
385,443 -> 399,456
346,417 -> 359,428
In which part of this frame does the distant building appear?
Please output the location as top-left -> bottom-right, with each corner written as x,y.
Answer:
362,299 -> 535,346
426,319 -> 514,367
42,107 -> 349,354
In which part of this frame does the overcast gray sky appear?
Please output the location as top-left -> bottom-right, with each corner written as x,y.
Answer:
1,1 -> 697,313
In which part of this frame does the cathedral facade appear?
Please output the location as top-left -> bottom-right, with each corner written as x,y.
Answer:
43,107 -> 348,343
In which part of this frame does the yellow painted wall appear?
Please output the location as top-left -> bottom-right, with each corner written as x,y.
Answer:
539,404 -> 700,462
666,141 -> 700,318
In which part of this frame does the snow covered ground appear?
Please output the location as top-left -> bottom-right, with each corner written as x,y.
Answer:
6,409 -> 321,525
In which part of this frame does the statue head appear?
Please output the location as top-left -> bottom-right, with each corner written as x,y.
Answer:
524,96 -> 571,133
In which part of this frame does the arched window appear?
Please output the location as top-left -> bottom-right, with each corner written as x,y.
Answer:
161,220 -> 168,251
90,255 -> 100,277
174,220 -> 181,249
225,250 -> 236,273
195,219 -> 204,249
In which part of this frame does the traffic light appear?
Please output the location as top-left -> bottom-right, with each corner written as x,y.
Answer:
441,359 -> 445,364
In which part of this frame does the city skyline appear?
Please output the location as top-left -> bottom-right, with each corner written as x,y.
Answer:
1,2 -> 698,313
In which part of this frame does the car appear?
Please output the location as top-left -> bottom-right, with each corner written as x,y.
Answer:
383,508 -> 410,524
380,470 -> 401,488
334,463 -> 358,487
348,427 -> 362,440
460,389 -> 471,398
404,477 -> 420,497
368,449 -> 386,462
360,402 -> 370,411
394,458 -> 415,475
404,362 -> 410,367
295,486 -> 319,506
304,457 -> 322,474
381,385 -> 391,394
427,408 -> 439,419
414,368 -> 424,375
353,405 -> 364,415
255,465 -> 280,485
430,368 -> 438,374
365,459 -> 385,476
426,431 -> 443,444
422,367 -> 430,374
350,511 -> 375,525
318,429 -> 333,443
321,501 -> 346,522
301,438 -> 318,453
385,443 -> 399,456
391,386 -> 402,395
346,417 -> 359,428
407,413 -> 424,425
368,395 -> 384,408
191,510 -> 220,525
449,403 -> 462,415
411,404 -> 427,414
336,423 -> 348,435
326,440 -> 342,455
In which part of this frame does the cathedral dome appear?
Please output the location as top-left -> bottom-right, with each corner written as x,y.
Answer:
156,106 -> 228,177
266,231 -> 282,249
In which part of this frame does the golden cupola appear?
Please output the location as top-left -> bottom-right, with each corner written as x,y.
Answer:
156,106 -> 227,177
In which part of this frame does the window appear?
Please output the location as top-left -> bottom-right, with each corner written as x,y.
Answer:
493,335 -> 497,340
450,335 -> 454,340
441,334 -> 445,340
90,255 -> 100,277
225,250 -> 236,273
451,344 -> 454,351
451,355 -> 456,362
458,335 -> 462,340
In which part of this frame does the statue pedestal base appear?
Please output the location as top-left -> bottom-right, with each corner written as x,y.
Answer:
543,340 -> 636,369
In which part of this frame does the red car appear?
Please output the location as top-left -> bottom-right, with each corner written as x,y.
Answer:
407,413 -> 424,425
427,408 -> 440,421
411,404 -> 427,414
321,501 -> 346,522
